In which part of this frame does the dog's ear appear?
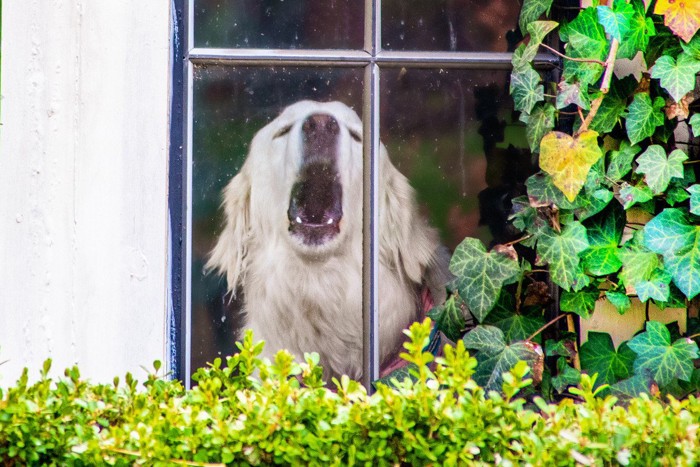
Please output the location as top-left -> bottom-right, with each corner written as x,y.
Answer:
206,165 -> 252,295
379,147 -> 442,288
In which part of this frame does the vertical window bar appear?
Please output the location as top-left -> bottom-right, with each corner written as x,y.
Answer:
362,0 -> 381,389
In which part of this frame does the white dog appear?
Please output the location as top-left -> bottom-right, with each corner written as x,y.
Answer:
207,100 -> 448,380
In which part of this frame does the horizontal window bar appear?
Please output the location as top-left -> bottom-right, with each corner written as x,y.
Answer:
188,48 -> 559,69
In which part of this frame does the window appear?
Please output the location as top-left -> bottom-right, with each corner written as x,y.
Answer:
170,0 -> 560,388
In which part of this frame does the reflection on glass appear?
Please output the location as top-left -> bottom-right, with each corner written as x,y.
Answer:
380,68 -> 535,251
382,0 -> 521,52
191,66 -> 363,374
194,0 -> 363,49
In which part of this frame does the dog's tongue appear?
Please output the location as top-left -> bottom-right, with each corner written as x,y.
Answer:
288,163 -> 343,226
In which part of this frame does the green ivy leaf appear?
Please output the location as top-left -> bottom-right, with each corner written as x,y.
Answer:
449,239 -> 520,321
525,172 -> 578,209
519,0 -> 554,34
427,295 -> 467,342
552,357 -> 581,393
644,208 -> 700,299
635,268 -> 672,303
580,332 -> 635,387
581,203 -> 625,275
690,114 -> 700,137
560,7 -> 609,86
597,3 -> 634,41
687,184 -> 700,215
619,230 -> 660,292
616,0 -> 656,60
606,141 -> 641,181
511,65 -> 544,114
482,293 -> 545,343
651,53 -> 700,103
625,93 -> 665,145
666,184 -> 691,206
526,103 -> 556,153
575,188 -> 614,221
619,181 -> 654,209
609,373 -> 654,401
560,287 -> 599,318
537,222 -> 590,291
627,321 -> 699,387
512,44 -> 538,72
681,34 -> 700,59
605,290 -> 632,314
463,325 -> 541,392
635,146 -> 688,194
528,20 -> 559,46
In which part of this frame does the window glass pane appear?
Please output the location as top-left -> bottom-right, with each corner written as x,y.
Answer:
380,68 -> 535,251
382,0 -> 521,52
191,65 -> 363,374
194,0 -> 364,49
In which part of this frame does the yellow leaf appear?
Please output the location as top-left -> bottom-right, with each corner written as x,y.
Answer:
655,0 -> 700,43
539,130 -> 603,202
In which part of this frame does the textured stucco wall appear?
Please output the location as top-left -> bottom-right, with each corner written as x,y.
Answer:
0,1 -> 171,384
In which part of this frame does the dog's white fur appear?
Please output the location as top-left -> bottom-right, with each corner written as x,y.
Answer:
208,100 -> 446,380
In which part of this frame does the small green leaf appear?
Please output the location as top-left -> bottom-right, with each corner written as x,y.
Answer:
525,172 -> 578,209
619,230 -> 660,292
644,208 -> 700,299
619,182 -> 653,209
690,114 -> 700,137
427,295 -> 467,342
552,357 -> 581,393
635,146 -> 688,194
463,325 -> 541,392
627,321 -> 699,387
635,268 -> 672,303
575,188 -> 614,221
537,222 -> 590,291
666,184 -> 691,206
527,20 -> 559,46
560,287 -> 599,318
483,293 -> 545,343
625,93 -> 665,145
581,203 -> 625,275
651,53 -> 700,103
449,239 -> 520,321
687,184 -> 700,215
580,332 -> 635,387
605,290 -> 632,314
512,43 -> 538,72
606,141 -> 641,181
526,103 -> 556,153
556,81 -> 590,110
511,65 -> 544,114
519,0 -> 554,34
616,0 -> 656,60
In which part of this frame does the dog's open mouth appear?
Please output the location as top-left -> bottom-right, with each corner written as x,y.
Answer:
288,162 -> 343,246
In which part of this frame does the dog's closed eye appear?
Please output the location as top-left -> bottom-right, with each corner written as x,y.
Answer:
349,130 -> 362,143
273,125 -> 292,139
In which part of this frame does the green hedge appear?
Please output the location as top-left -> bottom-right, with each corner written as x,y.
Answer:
1,320 -> 699,466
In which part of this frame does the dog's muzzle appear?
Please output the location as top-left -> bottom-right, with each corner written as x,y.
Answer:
287,113 -> 344,246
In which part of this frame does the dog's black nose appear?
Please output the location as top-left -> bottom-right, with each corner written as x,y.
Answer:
302,114 -> 339,137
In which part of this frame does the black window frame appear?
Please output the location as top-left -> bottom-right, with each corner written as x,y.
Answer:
169,0 -> 563,388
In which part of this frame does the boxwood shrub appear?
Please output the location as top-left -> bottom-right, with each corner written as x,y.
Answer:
1,320 -> 699,466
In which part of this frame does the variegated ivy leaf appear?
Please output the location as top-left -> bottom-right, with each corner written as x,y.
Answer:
625,93 -> 665,145
651,53 -> 700,103
635,268 -> 672,303
628,321 -> 699,388
526,103 -> 556,154
687,184 -> 700,215
527,20 -> 559,47
635,145 -> 688,194
580,332 -> 635,388
449,238 -> 520,322
597,3 -> 634,41
510,65 -> 544,115
519,0 -> 554,34
463,325 -> 541,392
539,130 -> 603,202
644,208 -> 700,299
606,140 -> 640,181
512,44 -> 537,72
581,202 -> 625,276
537,222 -> 590,291
619,182 -> 653,210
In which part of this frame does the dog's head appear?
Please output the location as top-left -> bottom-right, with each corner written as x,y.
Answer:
208,100 -> 442,296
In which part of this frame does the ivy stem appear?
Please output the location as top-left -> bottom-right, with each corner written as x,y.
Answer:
577,38 -> 620,135
527,313 -> 568,341
540,43 -> 606,66
688,333 -> 700,340
683,159 -> 700,165
505,234 -> 533,246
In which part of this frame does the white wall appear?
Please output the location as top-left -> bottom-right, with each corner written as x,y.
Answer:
0,1 -> 171,384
